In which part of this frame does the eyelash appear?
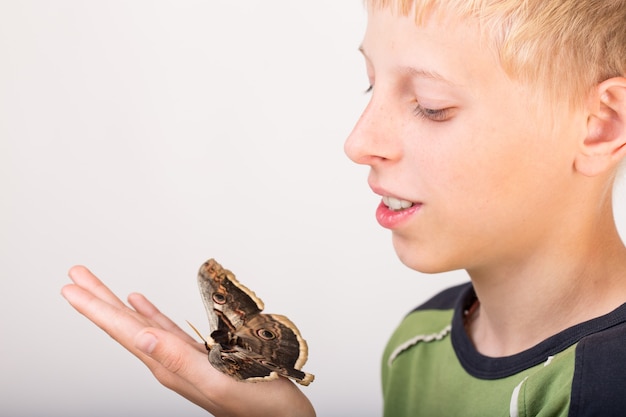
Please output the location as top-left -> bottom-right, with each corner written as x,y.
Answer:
364,84 -> 450,122
413,103 -> 450,122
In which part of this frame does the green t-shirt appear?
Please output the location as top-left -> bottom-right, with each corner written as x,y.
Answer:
382,283 -> 626,417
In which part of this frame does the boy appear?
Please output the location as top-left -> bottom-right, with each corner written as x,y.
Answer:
62,0 -> 626,416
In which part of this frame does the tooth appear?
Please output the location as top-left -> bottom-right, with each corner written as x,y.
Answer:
383,196 -> 414,211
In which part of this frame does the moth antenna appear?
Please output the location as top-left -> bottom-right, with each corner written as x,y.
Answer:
186,320 -> 215,349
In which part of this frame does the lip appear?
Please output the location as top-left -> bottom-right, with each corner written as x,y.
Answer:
376,200 -> 421,229
369,183 -> 423,228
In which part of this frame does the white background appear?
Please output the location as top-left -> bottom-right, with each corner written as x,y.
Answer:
1,2 -> 624,417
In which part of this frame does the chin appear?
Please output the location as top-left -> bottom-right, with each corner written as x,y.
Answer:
392,236 -> 457,274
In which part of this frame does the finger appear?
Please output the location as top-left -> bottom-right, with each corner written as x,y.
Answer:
63,284 -> 215,406
61,283 -> 148,348
127,292 -> 199,345
67,265 -> 128,309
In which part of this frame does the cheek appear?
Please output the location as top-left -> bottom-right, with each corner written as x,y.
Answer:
417,121 -> 540,221
407,126 -> 499,197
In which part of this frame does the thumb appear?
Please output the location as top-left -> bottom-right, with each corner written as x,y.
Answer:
135,330 -> 160,354
134,329 -> 203,379
133,328 -> 240,413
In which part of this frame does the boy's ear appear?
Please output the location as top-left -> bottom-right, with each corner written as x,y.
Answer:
575,77 -> 626,177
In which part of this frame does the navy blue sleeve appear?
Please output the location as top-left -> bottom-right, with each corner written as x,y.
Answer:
569,323 -> 626,416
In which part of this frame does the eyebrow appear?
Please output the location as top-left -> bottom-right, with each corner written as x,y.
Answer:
358,45 -> 458,86
400,66 -> 457,86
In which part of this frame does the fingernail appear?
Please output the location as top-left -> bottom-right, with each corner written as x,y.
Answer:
136,332 -> 158,354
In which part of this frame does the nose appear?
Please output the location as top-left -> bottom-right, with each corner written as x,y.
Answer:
344,92 -> 402,166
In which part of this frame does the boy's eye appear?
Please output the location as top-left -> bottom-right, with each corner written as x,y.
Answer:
413,103 -> 451,122
364,84 -> 373,94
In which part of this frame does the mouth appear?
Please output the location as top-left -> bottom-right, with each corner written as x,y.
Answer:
382,196 -> 416,211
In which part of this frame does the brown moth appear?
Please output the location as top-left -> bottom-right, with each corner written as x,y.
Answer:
195,258 -> 314,386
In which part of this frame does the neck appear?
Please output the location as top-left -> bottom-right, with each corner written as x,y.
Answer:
465,204 -> 626,357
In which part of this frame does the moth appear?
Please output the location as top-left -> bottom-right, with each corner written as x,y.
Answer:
193,258 -> 314,386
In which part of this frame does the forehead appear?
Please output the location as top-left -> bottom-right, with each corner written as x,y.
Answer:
360,6 -> 501,89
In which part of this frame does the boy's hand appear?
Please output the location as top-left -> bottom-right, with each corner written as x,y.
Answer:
61,266 -> 315,417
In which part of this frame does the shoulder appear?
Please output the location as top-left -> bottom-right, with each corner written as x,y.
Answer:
394,281 -> 472,336
569,319 -> 626,416
383,282 -> 472,365
392,281 -> 472,337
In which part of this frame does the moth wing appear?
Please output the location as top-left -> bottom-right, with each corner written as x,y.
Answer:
208,344 -> 279,382
209,343 -> 314,386
197,258 -> 264,331
233,313 -> 314,386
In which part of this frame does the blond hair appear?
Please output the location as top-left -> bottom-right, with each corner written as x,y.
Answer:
366,0 -> 626,109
